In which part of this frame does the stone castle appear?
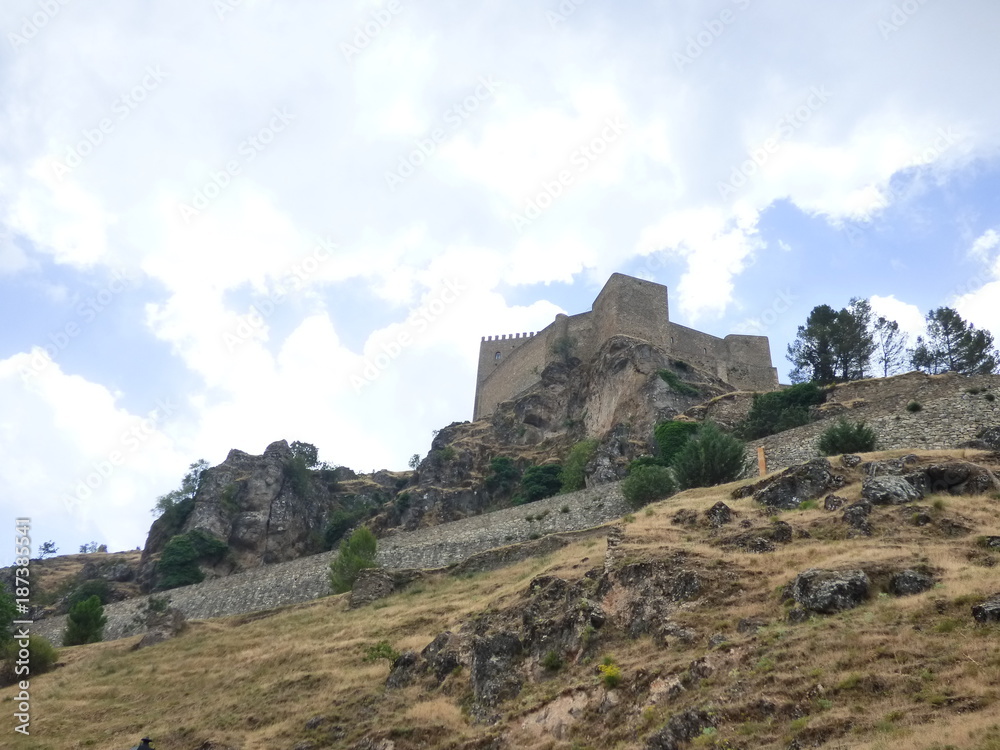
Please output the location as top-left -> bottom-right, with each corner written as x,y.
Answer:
474,273 -> 779,420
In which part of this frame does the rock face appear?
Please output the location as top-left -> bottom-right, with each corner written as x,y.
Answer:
790,569 -> 870,614
736,458 -> 844,510
139,440 -> 351,589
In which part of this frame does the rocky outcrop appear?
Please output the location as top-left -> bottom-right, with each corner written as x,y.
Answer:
861,476 -> 923,505
972,595 -> 1000,623
735,458 -> 844,510
139,440 -> 360,589
790,569 -> 870,614
132,607 -> 186,650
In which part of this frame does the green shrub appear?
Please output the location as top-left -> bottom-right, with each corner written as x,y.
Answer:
324,507 -> 369,550
906,401 -> 922,412
329,526 -> 378,594
63,595 -> 107,646
158,530 -> 228,590
654,420 -> 700,464
515,464 -> 563,504
817,418 -> 877,455
0,635 -> 58,686
672,422 -> 749,490
67,579 -> 111,609
622,465 -> 677,509
598,659 -> 622,688
541,650 -> 563,671
561,440 -> 598,492
364,640 -> 400,663
156,496 -> 195,540
986,393 -> 996,403
484,456 -> 521,495
284,455 -> 312,496
738,382 -> 825,439
220,482 -> 240,512
658,369 -> 700,396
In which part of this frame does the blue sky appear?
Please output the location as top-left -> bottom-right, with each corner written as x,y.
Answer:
2,0 -> 1000,562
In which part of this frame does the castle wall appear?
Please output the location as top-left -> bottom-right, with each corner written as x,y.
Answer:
593,274 -> 670,353
475,327 -> 551,420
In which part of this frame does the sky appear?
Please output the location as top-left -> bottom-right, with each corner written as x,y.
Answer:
2,0 -> 1000,562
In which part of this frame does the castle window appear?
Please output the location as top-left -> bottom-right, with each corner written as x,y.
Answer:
495,351 -> 501,360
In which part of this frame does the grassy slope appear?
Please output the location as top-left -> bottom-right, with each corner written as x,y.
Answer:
6,450 -> 1000,750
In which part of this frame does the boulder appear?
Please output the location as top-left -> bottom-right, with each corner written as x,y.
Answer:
471,632 -> 523,708
790,569 -> 870,614
740,458 -> 843,511
972,595 -> 1000,623
888,570 -> 934,596
705,502 -> 733,527
385,651 -> 421,689
977,426 -> 1000,449
840,454 -> 862,468
842,501 -> 873,536
645,708 -> 714,750
824,494 -> 847,511
132,607 -> 186,650
909,462 -> 1000,496
861,475 -> 923,505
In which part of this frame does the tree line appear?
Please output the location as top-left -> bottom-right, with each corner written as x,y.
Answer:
787,299 -> 998,384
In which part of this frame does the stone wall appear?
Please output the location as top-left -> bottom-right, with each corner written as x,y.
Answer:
475,330 -> 546,419
749,372 -> 1000,470
33,482 -> 629,645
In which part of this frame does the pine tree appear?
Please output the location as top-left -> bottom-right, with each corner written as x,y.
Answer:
787,300 -> 876,384
910,307 -> 998,375
63,595 -> 107,646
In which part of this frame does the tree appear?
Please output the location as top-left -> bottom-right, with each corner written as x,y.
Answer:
329,526 -> 378,594
516,464 -> 563,504
78,542 -> 100,554
152,459 -> 209,516
407,454 -> 421,470
38,541 -> 58,559
736,382 -> 825,440
817,418 -> 878,455
484,456 -> 521,495
787,300 -> 875,384
622,465 -> 677,509
871,316 -> 908,377
672,423 -> 749,490
910,307 -> 998,375
290,441 -> 319,468
654,421 -> 700,464
63,595 -> 107,646
560,440 -> 598,492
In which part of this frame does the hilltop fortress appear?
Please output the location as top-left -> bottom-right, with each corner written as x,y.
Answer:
474,273 -> 780,420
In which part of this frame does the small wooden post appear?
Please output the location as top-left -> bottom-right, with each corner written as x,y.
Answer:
757,446 -> 767,477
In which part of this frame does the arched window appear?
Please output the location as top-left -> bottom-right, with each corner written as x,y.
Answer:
495,351 -> 501,360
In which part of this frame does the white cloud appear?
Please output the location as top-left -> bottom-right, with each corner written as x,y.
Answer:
869,295 -> 926,341
969,228 -> 1000,261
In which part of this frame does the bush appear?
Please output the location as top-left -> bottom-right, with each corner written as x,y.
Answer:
284,455 -> 312,496
323,507 -> 369,550
63,595 -> 107,646
817,418 -> 877,455
657,369 -> 700,396
561,440 -> 598,492
987,393 -> 996,402
329,526 -> 378,594
0,635 -> 58,686
906,401 -> 922,412
672,422 -> 749,490
158,530 -> 228,590
516,464 -> 563,504
67,579 -> 111,609
654,420 -> 700,464
364,640 -> 400,663
541,650 -> 563,671
598,658 -> 622,689
155,496 -> 196,540
484,456 -> 521,495
622,465 -> 677,509
738,382 -> 825,439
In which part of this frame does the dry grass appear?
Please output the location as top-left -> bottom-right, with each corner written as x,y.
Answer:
6,450 -> 1000,749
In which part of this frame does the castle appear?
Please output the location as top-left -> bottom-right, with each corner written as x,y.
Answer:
473,273 -> 779,420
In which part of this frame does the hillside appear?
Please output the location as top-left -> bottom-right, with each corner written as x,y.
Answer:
7,448 -> 1000,750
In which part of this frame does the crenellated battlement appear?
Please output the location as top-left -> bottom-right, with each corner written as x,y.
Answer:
473,273 -> 780,420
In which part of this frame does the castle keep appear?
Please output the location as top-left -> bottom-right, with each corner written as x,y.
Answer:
473,273 -> 779,420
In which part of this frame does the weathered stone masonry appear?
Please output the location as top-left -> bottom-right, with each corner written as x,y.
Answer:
33,483 -> 629,644
473,273 -> 779,420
